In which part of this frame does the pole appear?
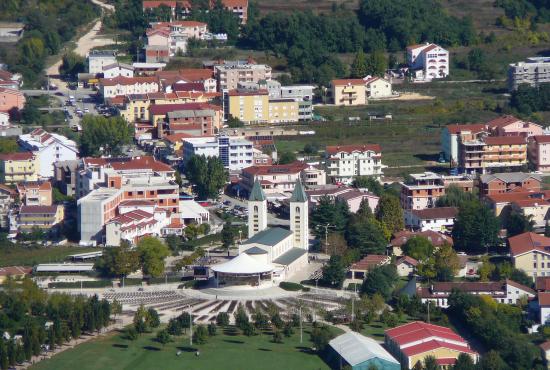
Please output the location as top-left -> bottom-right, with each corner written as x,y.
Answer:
427,301 -> 430,324
351,284 -> 355,323
299,306 -> 303,344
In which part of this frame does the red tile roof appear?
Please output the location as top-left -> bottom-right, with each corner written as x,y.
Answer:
0,152 -> 35,161
100,76 -> 158,87
16,181 -> 52,193
509,232 -> 550,257
540,341 -> 550,351
411,207 -> 458,220
539,292 -> 550,306
0,266 -> 32,277
483,136 -> 526,145
536,276 -> 550,291
326,144 -> 381,155
331,79 -> 365,86
109,156 -> 173,172
396,255 -> 418,267
385,322 -> 471,353
0,87 -> 23,96
150,102 -> 220,116
445,123 -> 487,135
350,255 -> 390,270
401,339 -> 475,357
164,133 -> 197,143
486,115 -> 522,128
486,190 -> 550,205
532,135 -> 550,144
242,161 -> 308,176
391,230 -> 453,247
227,89 -> 268,96
172,82 -> 205,92
20,205 -> 59,214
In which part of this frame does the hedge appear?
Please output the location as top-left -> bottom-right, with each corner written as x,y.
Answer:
48,280 -> 112,289
279,282 -> 309,292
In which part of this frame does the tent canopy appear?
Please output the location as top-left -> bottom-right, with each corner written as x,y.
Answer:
211,253 -> 274,274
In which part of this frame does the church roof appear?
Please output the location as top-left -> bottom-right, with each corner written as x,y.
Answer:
249,180 -> 266,201
273,248 -> 307,266
290,180 -> 307,203
211,253 -> 274,274
244,227 -> 293,246
244,246 -> 268,255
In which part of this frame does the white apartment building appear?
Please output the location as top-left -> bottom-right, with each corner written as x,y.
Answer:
102,63 -> 134,78
407,43 -> 449,81
99,76 -> 159,99
18,129 -> 79,179
105,204 -> 171,246
88,50 -> 117,75
508,57 -> 550,91
215,61 -> 272,91
182,135 -> 254,171
405,207 -> 458,232
365,76 -> 393,98
325,144 -> 383,185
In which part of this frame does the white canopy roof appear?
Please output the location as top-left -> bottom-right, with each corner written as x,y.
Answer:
329,332 -> 399,366
211,253 -> 274,274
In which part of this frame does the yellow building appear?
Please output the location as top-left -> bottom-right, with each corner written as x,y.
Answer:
509,232 -> 550,279
227,89 -> 269,124
268,99 -> 299,123
0,152 -> 39,185
330,79 -> 367,106
18,204 -> 64,233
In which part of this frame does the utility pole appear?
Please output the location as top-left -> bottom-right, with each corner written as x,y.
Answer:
316,223 -> 332,254
299,306 -> 303,344
427,301 -> 430,324
351,283 -> 356,323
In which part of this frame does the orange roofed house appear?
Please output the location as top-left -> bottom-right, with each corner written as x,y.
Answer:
509,232 -> 550,280
385,321 -> 478,369
344,254 -> 391,286
330,79 -> 367,106
324,144 -> 382,185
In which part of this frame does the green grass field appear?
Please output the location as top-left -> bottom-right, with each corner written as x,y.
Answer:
30,324 -> 341,370
0,245 -> 98,267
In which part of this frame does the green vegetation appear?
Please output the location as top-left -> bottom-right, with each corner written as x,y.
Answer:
452,200 -> 500,254
80,115 -> 134,157
184,155 -> 227,199
30,323 -> 338,370
0,244 -> 97,267
0,138 -> 18,154
278,282 -> 309,291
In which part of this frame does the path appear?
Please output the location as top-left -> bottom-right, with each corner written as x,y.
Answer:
46,0 -> 115,90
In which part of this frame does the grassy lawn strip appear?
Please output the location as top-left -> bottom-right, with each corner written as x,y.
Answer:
30,324 -> 341,370
0,246 -> 98,267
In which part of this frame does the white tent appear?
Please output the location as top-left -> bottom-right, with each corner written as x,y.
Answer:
211,253 -> 274,274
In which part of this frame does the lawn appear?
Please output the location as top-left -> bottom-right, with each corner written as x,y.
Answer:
30,324 -> 341,370
0,245 -> 98,267
358,315 -> 415,341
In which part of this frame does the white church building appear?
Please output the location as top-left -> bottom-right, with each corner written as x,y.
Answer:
211,180 -> 309,288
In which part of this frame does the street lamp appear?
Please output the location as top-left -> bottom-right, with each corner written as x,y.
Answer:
185,304 -> 193,346
315,223 -> 333,254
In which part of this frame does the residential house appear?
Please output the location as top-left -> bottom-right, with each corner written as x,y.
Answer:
330,79 -> 367,106
364,76 -> 393,98
17,205 -> 64,234
509,232 -> 550,279
144,45 -> 170,63
157,68 -> 217,93
225,89 -> 269,123
88,50 -> 117,75
102,63 -> 134,78
162,108 -> 217,137
306,186 -> 379,213
99,76 -> 159,99
0,185 -> 15,228
486,115 -> 544,137
390,230 -> 453,256
324,144 -> 383,184
0,152 -> 39,184
441,123 -> 488,164
267,98 -> 299,124
404,207 -> 458,232
396,256 -> 419,277
0,88 -> 25,112
18,129 -> 79,179
478,172 -> 541,196
400,172 -> 445,211
407,43 -> 449,81
214,60 -> 271,91
385,322 -> 478,369
417,280 -> 536,308
484,189 -> 550,221
540,292 -> 550,323
529,135 -> 550,172
0,69 -> 23,90
508,57 -> 550,91
345,255 -> 391,287
16,181 -> 52,206
461,135 -> 527,174
105,204 -> 171,246
53,159 -> 80,196
328,332 -> 400,370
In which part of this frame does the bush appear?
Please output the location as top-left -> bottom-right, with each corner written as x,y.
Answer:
208,323 -> 217,336
273,330 -> 283,343
47,280 -> 112,289
279,282 -> 305,291
193,325 -> 208,344
216,312 -> 230,327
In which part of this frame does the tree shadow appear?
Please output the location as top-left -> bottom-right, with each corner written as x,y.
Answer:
257,348 -> 272,352
295,346 -> 315,354
176,346 -> 198,352
223,339 -> 244,344
223,328 -> 239,336
112,344 -> 128,349
143,346 -> 161,351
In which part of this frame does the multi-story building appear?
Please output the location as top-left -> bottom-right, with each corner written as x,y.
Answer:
142,0 -> 249,24
406,43 -> 449,81
53,159 -> 80,196
0,152 -> 39,184
478,172 -> 541,196
280,85 -> 314,121
17,205 -> 64,234
88,50 -> 117,75
364,76 -> 393,98
0,185 -> 15,228
226,89 -> 269,124
182,135 -> 253,171
150,102 -> 222,130
16,181 -> 52,206
162,108 -> 217,137
400,172 -> 445,210
509,232 -> 550,279
99,76 -> 159,99
487,115 -> 543,137
18,129 -> 79,179
441,123 -> 488,163
330,79 -> 367,106
241,162 -> 326,197
146,21 -> 208,56
267,98 -> 299,123
144,45 -> 170,63
215,61 -> 272,91
529,135 -> 550,172
157,68 -> 217,92
324,144 -> 382,184
508,57 -> 550,91
102,63 -> 134,78
0,87 -> 25,112
461,136 -> 527,174
404,207 -> 458,232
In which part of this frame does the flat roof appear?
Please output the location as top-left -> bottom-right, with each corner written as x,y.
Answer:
35,263 -> 95,272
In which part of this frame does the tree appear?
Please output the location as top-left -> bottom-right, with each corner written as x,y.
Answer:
227,115 -> 245,128
272,329 -> 283,343
146,308 -> 160,328
184,155 -> 227,199
503,210 -> 534,237
133,305 -> 149,334
0,138 -> 18,154
477,351 -> 508,370
0,339 -> 8,370
453,353 -> 475,370
365,50 -> 387,77
345,215 -> 388,255
95,241 -> 140,277
221,222 -> 237,255
165,235 -> 181,254
136,237 -> 170,277
375,194 -> 404,233
193,325 -> 208,344
361,264 -> 398,299
311,196 -> 350,236
252,311 -> 269,329
434,244 -> 460,281
155,329 -> 171,345
216,312 -> 230,327
435,185 -> 477,208
80,116 -> 134,157
353,176 -> 383,196
59,51 -> 86,79
320,255 -> 346,287
278,151 -> 296,165
351,49 -> 368,78
452,201 -> 499,253
402,236 -> 434,261
310,324 -> 334,352
20,99 -> 41,124
423,355 -> 438,370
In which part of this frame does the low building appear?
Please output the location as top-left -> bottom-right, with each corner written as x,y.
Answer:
509,232 -> 550,280
328,332 -> 400,370
365,76 -> 393,99
390,230 -> 453,256
0,152 -> 39,184
385,321 -> 478,369
330,79 -> 367,106
0,87 -> 25,112
478,172 -> 541,196
34,263 -> 94,274
407,43 -> 449,81
0,266 -> 32,284
99,76 -> 159,99
306,186 -> 379,213
405,207 -> 457,232
325,144 -> 383,184
17,204 -> 64,234
417,280 -> 536,308
16,181 -> 52,206
88,50 -> 117,75
102,62 -> 134,78
345,255 -> 390,286
396,256 -> 418,277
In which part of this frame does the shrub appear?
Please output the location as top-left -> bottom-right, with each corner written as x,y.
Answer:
279,282 -> 304,291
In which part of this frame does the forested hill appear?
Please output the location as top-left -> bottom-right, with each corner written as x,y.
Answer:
0,0 -> 100,86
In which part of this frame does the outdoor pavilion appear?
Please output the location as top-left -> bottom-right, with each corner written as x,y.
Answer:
211,253 -> 275,288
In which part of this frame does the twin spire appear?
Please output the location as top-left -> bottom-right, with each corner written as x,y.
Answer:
248,179 -> 307,203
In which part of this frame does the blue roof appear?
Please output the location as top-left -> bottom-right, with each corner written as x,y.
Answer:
243,227 -> 292,246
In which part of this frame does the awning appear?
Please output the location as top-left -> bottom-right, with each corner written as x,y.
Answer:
211,253 -> 274,274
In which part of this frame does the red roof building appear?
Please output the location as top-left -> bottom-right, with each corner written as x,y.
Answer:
385,322 -> 478,369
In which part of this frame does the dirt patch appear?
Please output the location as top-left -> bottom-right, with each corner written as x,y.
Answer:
392,92 -> 435,101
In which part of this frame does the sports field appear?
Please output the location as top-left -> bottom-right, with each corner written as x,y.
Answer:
30,324 -> 339,370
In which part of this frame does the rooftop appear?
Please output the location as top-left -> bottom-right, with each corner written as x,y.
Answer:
509,232 -> 550,257
350,255 -> 389,271
391,230 -> 453,247
329,332 -> 399,367
411,207 -> 458,220
211,253 -> 274,274
243,227 -> 293,247
326,144 -> 381,155
479,172 -> 541,184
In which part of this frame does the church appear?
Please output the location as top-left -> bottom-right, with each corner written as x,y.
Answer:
211,179 -> 310,288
